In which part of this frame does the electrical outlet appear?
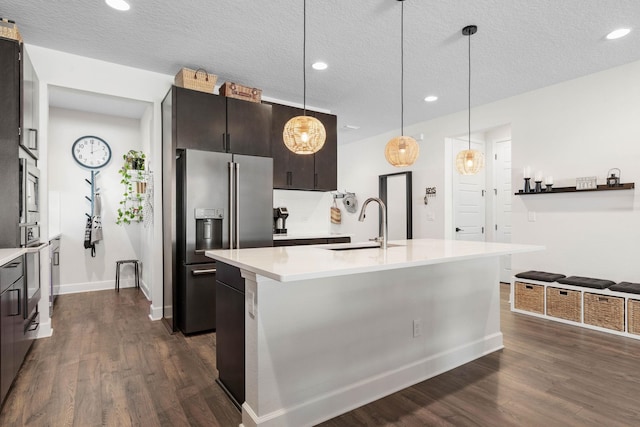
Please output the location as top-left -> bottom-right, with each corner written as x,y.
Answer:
528,211 -> 536,222
413,319 -> 422,338
426,212 -> 435,221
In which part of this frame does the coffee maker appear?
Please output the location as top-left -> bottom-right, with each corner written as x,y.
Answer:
273,207 -> 289,234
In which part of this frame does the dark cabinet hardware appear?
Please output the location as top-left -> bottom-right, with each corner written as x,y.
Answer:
455,227 -> 463,232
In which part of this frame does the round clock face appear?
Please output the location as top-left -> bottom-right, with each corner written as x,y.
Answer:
72,136 -> 112,169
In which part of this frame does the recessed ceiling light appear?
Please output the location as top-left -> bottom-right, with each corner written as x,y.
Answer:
424,95 -> 438,102
606,28 -> 631,40
312,62 -> 328,70
106,0 -> 130,11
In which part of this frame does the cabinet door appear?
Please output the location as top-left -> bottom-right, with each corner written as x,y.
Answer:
0,284 -> 18,404
226,98 -> 271,157
0,39 -> 21,248
270,103 -> 314,190
20,48 -> 38,159
215,280 -> 245,406
174,87 -> 227,152
312,111 -> 338,191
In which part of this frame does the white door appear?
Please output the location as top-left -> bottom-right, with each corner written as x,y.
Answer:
453,138 -> 485,241
494,140 -> 512,282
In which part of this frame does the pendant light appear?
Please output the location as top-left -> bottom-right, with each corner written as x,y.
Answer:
283,0 -> 326,155
385,0 -> 419,167
455,25 -> 484,175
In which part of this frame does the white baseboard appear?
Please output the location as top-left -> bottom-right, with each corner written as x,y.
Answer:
58,279 -> 146,295
148,303 -> 163,320
36,318 -> 53,338
242,333 -> 503,427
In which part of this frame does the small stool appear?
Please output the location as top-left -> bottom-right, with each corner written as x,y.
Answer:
115,259 -> 139,291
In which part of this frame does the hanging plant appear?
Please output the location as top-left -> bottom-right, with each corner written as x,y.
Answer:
116,150 -> 146,225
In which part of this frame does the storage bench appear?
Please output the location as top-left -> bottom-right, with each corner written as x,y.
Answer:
511,272 -> 640,341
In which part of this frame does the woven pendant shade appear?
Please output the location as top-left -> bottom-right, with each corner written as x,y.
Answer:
283,115 -> 326,154
385,136 -> 419,167
455,25 -> 483,176
455,149 -> 484,175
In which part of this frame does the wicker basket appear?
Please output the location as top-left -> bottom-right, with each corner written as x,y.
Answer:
628,299 -> 640,335
514,281 -> 544,314
546,287 -> 581,322
219,82 -> 262,103
0,18 -> 23,43
584,292 -> 624,331
174,68 -> 217,93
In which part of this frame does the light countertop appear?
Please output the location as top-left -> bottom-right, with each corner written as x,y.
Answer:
273,232 -> 353,241
0,248 -> 26,266
206,238 -> 544,282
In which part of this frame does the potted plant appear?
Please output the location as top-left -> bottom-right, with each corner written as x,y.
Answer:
117,150 -> 146,225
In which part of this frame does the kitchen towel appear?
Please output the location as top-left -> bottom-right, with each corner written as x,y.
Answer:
91,192 -> 103,245
331,200 -> 342,224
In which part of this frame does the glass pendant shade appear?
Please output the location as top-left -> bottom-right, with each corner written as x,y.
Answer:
385,135 -> 419,167
455,149 -> 484,175
283,115 -> 326,154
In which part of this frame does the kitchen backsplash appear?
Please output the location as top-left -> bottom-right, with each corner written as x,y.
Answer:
273,190 -> 340,235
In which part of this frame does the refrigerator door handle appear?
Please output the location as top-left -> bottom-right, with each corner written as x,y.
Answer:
192,268 -> 217,276
235,162 -> 240,249
229,161 -> 235,249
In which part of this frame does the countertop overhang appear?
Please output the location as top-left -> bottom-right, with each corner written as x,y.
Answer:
206,238 -> 544,282
0,248 -> 27,266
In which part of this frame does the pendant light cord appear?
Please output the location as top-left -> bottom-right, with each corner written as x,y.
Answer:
400,0 -> 404,136
303,0 -> 307,116
467,27 -> 471,150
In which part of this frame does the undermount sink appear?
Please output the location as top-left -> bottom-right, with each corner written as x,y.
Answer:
324,243 -> 404,251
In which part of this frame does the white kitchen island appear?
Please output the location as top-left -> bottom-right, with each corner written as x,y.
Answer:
206,239 -> 542,427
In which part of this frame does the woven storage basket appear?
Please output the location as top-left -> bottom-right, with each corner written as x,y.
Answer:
628,299 -> 640,335
546,287 -> 581,322
584,292 -> 624,331
514,281 -> 544,314
174,68 -> 217,93
220,82 -> 262,103
0,18 -> 23,43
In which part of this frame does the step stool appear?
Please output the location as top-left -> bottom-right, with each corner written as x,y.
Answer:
115,259 -> 140,291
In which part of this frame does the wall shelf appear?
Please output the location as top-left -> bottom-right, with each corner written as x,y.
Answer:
515,183 -> 634,195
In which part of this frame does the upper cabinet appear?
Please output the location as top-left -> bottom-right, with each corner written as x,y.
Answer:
269,103 -> 337,191
20,49 -> 38,160
310,111 -> 337,192
0,38 -> 22,247
270,103 -> 315,190
170,86 -> 271,157
226,97 -> 271,157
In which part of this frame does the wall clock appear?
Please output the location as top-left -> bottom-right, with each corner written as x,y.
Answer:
71,135 -> 112,169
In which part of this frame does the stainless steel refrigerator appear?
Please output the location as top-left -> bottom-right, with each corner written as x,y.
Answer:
176,149 -> 273,334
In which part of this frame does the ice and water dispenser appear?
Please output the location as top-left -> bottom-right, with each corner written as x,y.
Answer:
195,208 -> 224,252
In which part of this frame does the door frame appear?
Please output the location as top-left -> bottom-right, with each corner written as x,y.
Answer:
379,171 -> 412,239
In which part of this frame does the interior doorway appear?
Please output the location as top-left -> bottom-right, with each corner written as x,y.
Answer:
449,125 -> 513,282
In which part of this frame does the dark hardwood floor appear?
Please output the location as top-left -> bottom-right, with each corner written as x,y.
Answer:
2,284 -> 640,426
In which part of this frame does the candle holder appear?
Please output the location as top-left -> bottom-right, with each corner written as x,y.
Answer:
524,178 -> 531,193
534,180 -> 542,192
545,184 -> 553,192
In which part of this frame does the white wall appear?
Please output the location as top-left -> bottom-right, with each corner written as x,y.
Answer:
339,58 -> 640,283
48,107 -> 143,291
273,190 -> 339,235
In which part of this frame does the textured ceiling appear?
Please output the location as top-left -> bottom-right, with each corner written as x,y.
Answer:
2,0 -> 640,143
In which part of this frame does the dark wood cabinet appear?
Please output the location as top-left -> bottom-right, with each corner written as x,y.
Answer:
270,103 -> 314,190
226,97 -> 271,157
273,236 -> 351,247
1,256 -> 24,406
269,103 -> 337,191
0,38 -> 21,248
170,86 -> 271,156
311,111 -> 338,191
173,86 -> 227,152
